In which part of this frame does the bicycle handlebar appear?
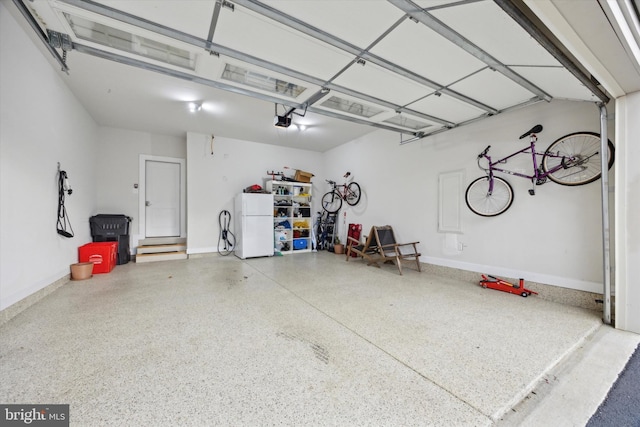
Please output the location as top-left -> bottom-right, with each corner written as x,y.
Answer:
326,173 -> 351,187
478,145 -> 491,158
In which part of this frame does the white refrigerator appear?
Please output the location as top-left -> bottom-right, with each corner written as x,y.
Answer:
234,193 -> 274,259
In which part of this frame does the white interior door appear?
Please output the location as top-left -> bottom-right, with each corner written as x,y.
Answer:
145,160 -> 181,237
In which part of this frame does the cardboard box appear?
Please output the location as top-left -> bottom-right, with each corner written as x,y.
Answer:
294,170 -> 313,183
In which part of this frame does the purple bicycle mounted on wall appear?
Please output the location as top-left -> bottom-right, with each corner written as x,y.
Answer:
465,124 -> 615,217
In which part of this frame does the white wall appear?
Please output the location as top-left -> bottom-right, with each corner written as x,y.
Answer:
186,133 -> 323,254
95,127 -> 186,244
615,91 -> 640,334
0,2 -> 97,310
324,100 -> 613,293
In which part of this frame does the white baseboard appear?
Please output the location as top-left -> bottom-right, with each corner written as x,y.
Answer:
423,256 -> 603,294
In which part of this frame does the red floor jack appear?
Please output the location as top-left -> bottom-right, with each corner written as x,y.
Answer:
479,275 -> 538,297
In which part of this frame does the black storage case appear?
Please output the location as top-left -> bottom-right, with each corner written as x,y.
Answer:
89,214 -> 132,265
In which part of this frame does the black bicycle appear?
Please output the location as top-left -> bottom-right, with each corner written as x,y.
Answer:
321,172 -> 361,213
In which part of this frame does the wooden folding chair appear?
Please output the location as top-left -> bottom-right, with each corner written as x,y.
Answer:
371,225 -> 421,275
345,227 -> 380,265
346,225 -> 421,275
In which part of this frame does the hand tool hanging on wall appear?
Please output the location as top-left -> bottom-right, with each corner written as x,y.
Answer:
218,210 -> 235,256
57,163 -> 74,238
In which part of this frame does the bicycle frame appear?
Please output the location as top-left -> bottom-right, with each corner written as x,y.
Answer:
336,183 -> 351,200
480,134 -> 566,188
327,172 -> 352,201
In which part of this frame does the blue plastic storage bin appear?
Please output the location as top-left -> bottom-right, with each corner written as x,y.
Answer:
293,239 -> 307,250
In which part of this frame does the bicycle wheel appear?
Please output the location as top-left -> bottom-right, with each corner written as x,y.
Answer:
321,191 -> 342,213
345,182 -> 361,206
542,132 -> 615,186
465,176 -> 514,217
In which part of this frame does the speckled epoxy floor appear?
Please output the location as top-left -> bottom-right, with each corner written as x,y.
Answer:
0,252 -> 606,425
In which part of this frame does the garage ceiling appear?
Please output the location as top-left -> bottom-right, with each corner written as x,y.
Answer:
11,0 -> 638,151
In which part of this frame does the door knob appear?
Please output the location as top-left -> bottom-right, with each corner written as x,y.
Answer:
145,201 -> 151,206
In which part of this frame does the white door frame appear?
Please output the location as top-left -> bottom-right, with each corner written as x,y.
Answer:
139,155 -> 186,239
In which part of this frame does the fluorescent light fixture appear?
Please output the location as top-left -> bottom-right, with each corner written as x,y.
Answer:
63,13 -> 196,70
319,96 -> 384,118
188,102 -> 202,112
222,64 -> 307,98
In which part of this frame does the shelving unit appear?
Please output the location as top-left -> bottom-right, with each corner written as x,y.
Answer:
266,180 -> 313,255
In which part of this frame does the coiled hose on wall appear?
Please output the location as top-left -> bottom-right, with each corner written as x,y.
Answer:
218,210 -> 235,256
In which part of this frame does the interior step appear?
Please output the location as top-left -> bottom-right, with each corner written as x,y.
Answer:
135,251 -> 188,263
137,243 -> 187,255
139,237 -> 186,246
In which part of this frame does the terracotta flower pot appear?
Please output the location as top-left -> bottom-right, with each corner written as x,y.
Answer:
70,262 -> 94,280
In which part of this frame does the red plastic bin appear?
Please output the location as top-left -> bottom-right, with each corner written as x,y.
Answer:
78,242 -> 118,274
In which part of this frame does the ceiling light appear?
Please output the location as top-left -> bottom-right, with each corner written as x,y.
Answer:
188,102 -> 202,112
